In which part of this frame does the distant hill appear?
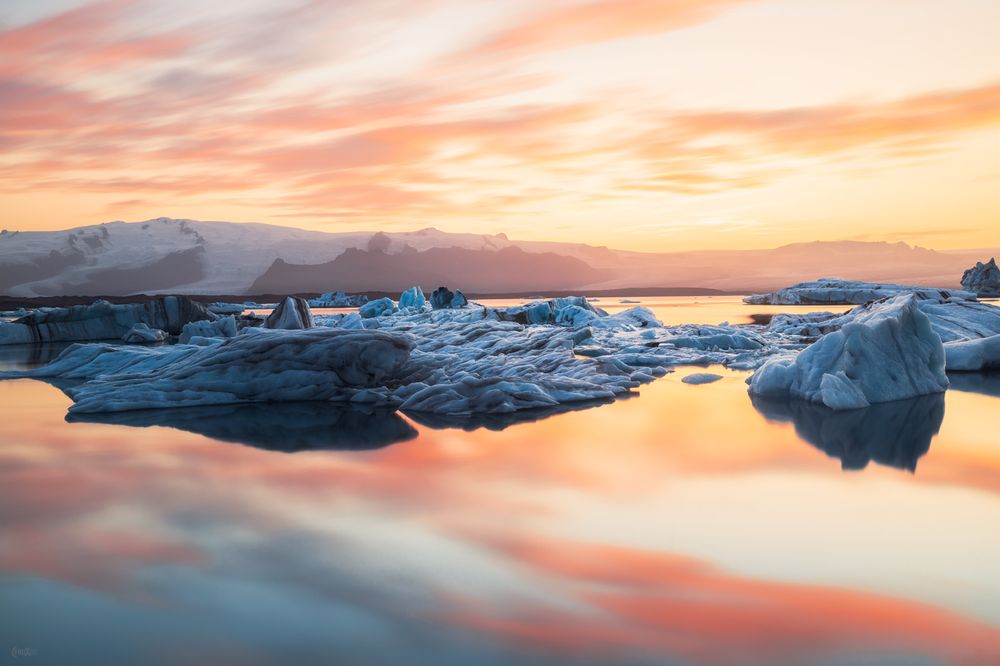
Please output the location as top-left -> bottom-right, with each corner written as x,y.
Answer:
249,245 -> 609,294
0,217 -> 991,296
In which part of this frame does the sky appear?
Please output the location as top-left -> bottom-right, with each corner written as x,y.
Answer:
1,0 -> 999,252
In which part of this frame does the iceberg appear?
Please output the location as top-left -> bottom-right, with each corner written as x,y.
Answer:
960,258 -> 1000,297
0,296 -> 216,345
359,297 -> 397,319
744,279 -> 976,305
121,323 -> 168,343
943,334 -> 1000,372
399,286 -> 426,310
430,286 -> 468,310
179,316 -> 238,344
207,302 -> 245,315
748,294 -> 948,409
264,296 -> 314,329
307,291 -> 368,308
59,328 -> 414,413
681,372 -> 723,384
768,296 -> 1000,347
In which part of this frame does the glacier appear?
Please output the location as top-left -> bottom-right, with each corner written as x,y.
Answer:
744,279 -> 976,305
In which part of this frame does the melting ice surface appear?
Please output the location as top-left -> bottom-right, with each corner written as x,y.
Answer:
1,296 -> 999,666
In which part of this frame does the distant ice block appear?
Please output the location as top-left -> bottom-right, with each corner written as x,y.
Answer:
681,372 -> 723,384
308,291 -> 368,308
207,302 -> 245,315
960,258 -> 1000,297
264,296 -> 314,329
744,279 -> 977,305
399,286 -> 426,310
943,334 -> 1000,372
359,297 -> 397,318
179,316 -> 238,344
62,328 -> 414,413
0,296 -> 215,345
748,294 -> 948,409
122,323 -> 168,343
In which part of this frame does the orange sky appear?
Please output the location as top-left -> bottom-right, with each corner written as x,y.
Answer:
2,0 -> 999,251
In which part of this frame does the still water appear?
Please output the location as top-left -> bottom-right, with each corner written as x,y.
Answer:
1,297 -> 998,665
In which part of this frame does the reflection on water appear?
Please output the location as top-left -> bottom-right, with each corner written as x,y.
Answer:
751,393 -> 945,471
404,398 -> 615,431
68,402 -> 418,452
948,371 -> 1000,398
1,297 -> 1000,665
0,341 -> 79,372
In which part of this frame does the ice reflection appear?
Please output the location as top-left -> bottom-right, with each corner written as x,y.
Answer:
404,398 -> 615,431
751,393 -> 945,471
947,371 -> 1000,398
67,402 -> 418,452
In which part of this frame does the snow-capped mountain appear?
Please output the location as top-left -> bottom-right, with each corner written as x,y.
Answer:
0,217 -> 990,296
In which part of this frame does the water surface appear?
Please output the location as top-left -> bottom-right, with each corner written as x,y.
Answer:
1,297 -> 998,666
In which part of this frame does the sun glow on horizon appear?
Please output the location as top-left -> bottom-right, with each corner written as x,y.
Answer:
2,0 -> 1000,252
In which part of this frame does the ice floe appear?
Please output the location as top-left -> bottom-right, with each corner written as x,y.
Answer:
961,258 -> 1000,298
359,297 -> 398,319
307,291 -> 369,308
207,302 -> 245,315
748,294 -> 948,409
399,286 -> 426,310
122,323 -> 167,343
264,296 -> 314,329
179,316 -> 238,344
0,296 -> 216,345
681,372 -> 723,384
744,278 -> 976,305
943,334 -> 1000,372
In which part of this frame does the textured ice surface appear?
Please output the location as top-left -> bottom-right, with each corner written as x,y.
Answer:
681,373 -> 723,385
745,279 -> 976,305
944,334 -> 1000,372
961,258 -> 1000,297
0,296 -> 215,345
768,296 -> 1000,346
399,286 -> 426,310
179,316 -> 238,344
264,296 -> 314,330
308,291 -> 368,307
60,328 -> 412,413
359,297 -> 397,318
121,323 -> 167,343
749,294 -> 948,409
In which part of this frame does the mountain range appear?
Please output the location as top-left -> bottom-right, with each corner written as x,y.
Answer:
0,217 -> 993,297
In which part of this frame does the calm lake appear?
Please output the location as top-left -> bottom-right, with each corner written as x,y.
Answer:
1,296 -> 998,665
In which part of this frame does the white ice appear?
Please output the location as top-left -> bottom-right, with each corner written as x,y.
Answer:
745,279 -> 976,305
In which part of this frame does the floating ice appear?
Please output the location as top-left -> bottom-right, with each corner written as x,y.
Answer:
179,316 -> 238,344
308,291 -> 368,307
682,372 -> 723,384
399,286 -> 426,310
745,279 -> 976,305
0,296 -> 215,345
943,334 -> 1000,372
207,302 -> 244,315
961,258 -> 1000,297
60,328 -> 413,413
264,296 -> 314,330
122,323 -> 167,343
359,297 -> 397,318
748,294 -> 948,409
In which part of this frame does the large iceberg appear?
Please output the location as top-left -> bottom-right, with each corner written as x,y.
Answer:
359,297 -> 398,319
264,296 -> 314,330
748,294 -> 948,410
55,328 -> 413,413
399,286 -> 426,310
960,258 -> 1000,297
767,296 -> 1000,347
744,279 -> 976,305
0,296 -> 215,345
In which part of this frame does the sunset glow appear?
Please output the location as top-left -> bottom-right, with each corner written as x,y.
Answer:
3,0 -> 1000,250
